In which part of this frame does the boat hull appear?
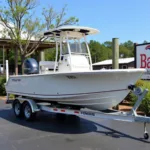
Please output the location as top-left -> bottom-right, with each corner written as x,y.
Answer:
5,69 -> 145,110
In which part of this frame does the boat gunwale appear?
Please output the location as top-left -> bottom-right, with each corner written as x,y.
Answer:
8,68 -> 146,78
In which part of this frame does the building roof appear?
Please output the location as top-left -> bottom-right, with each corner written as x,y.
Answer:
92,57 -> 134,66
0,38 -> 55,51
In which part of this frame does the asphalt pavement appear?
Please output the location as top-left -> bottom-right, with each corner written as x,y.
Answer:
0,100 -> 150,150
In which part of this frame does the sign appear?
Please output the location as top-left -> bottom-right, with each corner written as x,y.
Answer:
135,43 -> 150,79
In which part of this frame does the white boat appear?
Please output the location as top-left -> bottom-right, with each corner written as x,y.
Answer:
5,26 -> 146,111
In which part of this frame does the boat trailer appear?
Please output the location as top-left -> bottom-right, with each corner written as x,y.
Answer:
6,85 -> 150,140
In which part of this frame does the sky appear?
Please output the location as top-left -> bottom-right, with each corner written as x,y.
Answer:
2,0 -> 150,44
35,0 -> 150,44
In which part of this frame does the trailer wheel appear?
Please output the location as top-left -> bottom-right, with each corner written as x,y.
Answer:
23,102 -> 36,121
144,132 -> 149,140
13,100 -> 23,118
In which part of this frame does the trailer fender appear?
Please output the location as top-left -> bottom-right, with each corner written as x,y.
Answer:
17,98 -> 40,113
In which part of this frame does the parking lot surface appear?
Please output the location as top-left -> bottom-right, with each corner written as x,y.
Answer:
0,100 -> 150,150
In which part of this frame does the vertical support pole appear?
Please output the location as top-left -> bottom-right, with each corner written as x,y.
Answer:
84,35 -> 92,70
60,36 -> 62,61
78,39 -> 82,53
3,45 -> 5,73
66,32 -> 72,71
39,50 -> 45,74
112,38 -> 119,69
15,48 -> 18,75
6,49 -> 9,61
6,60 -> 9,82
54,41 -> 58,72
40,51 -> 45,61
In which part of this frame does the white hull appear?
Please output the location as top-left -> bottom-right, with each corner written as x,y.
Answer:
5,69 -> 145,110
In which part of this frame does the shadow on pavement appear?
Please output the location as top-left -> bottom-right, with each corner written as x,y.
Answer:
94,122 -> 150,144
0,106 -> 150,143
0,108 -> 97,134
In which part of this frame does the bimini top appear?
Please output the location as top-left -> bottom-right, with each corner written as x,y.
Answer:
44,25 -> 99,37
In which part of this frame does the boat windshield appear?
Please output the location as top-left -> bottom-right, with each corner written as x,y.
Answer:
61,38 -> 88,55
69,39 -> 88,54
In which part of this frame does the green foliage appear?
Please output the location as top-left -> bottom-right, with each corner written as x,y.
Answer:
45,48 -> 56,61
119,45 -> 133,58
89,40 -> 112,63
0,0 -> 79,74
0,76 -> 6,96
130,80 -> 150,115
135,80 -> 144,87
89,40 -> 101,63
89,39 -> 135,63
120,40 -> 134,57
103,41 -> 112,48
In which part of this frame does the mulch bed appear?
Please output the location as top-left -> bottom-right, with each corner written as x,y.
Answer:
0,96 -> 6,100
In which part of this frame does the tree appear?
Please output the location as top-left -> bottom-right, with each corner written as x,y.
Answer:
143,40 -> 149,44
42,4 -> 79,61
122,40 -> 134,50
0,0 -> 45,73
121,40 -> 134,56
42,5 -> 79,30
119,45 -> 133,58
89,40 -> 112,63
45,48 -> 56,61
89,40 -> 101,63
0,0 -> 79,73
103,41 -> 112,48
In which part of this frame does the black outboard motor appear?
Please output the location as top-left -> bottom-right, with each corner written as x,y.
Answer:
24,58 -> 39,74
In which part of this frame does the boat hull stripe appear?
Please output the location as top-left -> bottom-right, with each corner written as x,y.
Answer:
7,89 -> 128,97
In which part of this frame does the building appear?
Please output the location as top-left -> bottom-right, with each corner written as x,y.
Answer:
0,39 -> 55,75
92,57 -> 134,70
0,22 -> 55,75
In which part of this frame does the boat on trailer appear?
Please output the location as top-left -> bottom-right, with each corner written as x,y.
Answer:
5,26 -> 146,111
5,26 -> 150,140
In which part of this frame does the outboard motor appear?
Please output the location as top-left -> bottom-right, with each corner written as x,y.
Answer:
24,58 -> 39,74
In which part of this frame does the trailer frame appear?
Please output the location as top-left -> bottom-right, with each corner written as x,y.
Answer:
5,86 -> 150,140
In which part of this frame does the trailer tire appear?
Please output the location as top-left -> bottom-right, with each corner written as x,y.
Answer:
13,100 -> 23,118
23,102 -> 36,121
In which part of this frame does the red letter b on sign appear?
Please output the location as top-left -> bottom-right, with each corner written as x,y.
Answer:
140,54 -> 146,68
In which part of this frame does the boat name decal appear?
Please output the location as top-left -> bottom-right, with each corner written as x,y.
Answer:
81,111 -> 95,116
12,78 -> 21,82
66,76 -> 76,79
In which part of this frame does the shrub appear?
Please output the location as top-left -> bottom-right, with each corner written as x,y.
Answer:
135,79 -> 144,87
125,80 -> 145,101
130,80 -> 150,115
0,76 -> 6,96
